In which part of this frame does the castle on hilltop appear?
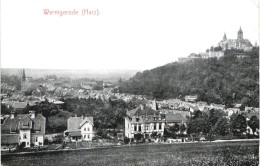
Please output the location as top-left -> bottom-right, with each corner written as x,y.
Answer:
178,27 -> 255,63
218,27 -> 253,51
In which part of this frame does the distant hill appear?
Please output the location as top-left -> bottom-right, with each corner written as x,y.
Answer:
1,68 -> 140,82
118,48 -> 259,108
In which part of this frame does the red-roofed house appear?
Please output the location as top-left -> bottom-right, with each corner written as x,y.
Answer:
64,116 -> 94,142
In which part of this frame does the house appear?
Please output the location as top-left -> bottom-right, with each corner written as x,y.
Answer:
64,116 -> 94,142
225,108 -> 240,118
165,113 -> 187,125
196,101 -> 209,112
165,113 -> 187,134
125,105 -> 165,139
210,103 -> 225,110
244,107 -> 259,119
11,102 -> 28,111
1,111 -> 46,149
184,95 -> 197,102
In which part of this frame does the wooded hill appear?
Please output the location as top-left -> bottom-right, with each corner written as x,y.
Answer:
118,47 -> 259,108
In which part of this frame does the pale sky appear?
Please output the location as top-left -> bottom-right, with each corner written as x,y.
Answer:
1,0 -> 259,70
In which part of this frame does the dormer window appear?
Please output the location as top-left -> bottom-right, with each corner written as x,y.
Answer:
154,117 -> 157,121
136,117 -> 139,122
23,122 -> 30,127
159,117 -> 162,121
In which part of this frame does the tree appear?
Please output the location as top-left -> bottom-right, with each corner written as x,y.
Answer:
214,117 -> 229,136
118,48 -> 258,107
187,118 -> 205,136
134,133 -> 144,142
170,124 -> 180,134
248,115 -> 259,135
230,114 -> 247,136
180,124 -> 187,134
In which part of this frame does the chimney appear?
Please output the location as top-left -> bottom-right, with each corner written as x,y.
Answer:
10,111 -> 15,119
29,111 -> 35,119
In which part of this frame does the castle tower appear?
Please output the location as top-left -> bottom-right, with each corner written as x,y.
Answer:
237,26 -> 243,40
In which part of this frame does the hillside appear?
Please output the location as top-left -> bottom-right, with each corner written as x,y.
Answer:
118,48 -> 259,108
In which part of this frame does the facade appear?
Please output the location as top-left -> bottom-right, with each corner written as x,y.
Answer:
1,111 -> 46,148
64,116 -> 94,142
185,95 -> 197,102
125,105 -> 165,139
218,27 -> 253,51
210,103 -> 225,110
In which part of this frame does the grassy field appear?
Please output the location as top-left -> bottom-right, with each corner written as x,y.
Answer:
1,141 -> 259,166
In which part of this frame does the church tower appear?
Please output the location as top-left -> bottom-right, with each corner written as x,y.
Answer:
222,33 -> 227,41
21,68 -> 26,91
237,26 -> 243,40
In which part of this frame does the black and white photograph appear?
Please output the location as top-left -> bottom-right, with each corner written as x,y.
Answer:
1,0 -> 259,165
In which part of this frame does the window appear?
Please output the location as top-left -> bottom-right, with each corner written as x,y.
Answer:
23,134 -> 27,139
136,117 -> 139,122
23,122 -> 29,127
88,128 -> 90,131
84,128 -> 86,131
35,137 -> 38,142
154,125 -> 156,130
159,124 -> 161,130
27,142 -> 29,145
134,125 -> 137,131
84,135 -> 86,139
139,125 -> 141,131
146,125 -> 149,130
128,124 -> 129,129
88,135 -> 90,139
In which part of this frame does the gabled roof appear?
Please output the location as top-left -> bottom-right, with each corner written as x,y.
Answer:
127,107 -> 159,117
80,117 -> 94,127
12,102 -> 28,109
166,113 -> 187,123
1,113 -> 46,135
210,103 -> 225,109
67,116 -> 94,132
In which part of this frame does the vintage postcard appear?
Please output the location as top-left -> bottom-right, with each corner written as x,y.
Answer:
1,0 -> 259,165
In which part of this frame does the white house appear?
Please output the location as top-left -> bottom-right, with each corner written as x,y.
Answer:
64,116 -> 94,142
125,105 -> 165,139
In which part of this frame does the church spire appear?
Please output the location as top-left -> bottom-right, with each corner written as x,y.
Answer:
22,68 -> 26,82
223,33 -> 227,41
238,26 -> 243,33
237,26 -> 243,40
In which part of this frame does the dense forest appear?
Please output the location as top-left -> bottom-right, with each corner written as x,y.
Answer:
118,47 -> 259,108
